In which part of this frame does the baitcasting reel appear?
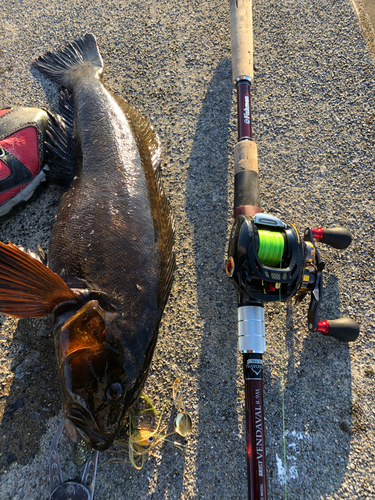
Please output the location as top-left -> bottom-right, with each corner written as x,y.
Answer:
226,213 -> 359,342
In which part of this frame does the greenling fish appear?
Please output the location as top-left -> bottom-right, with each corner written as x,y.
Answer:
0,34 -> 175,451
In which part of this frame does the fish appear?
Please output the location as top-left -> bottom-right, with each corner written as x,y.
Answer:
0,34 -> 175,451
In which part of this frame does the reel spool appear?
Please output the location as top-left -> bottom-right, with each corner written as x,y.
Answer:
227,213 -> 359,342
227,213 -> 304,302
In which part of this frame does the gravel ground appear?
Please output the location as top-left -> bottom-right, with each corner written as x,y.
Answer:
0,0 -> 374,499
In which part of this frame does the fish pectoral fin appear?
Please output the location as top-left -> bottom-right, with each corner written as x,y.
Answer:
0,242 -> 78,318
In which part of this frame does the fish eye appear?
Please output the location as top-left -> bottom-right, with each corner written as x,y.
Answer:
105,382 -> 123,402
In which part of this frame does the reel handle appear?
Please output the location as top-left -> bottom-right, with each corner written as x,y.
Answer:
312,227 -> 352,249
316,317 -> 359,342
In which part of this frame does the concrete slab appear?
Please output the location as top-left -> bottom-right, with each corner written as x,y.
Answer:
0,0 -> 374,499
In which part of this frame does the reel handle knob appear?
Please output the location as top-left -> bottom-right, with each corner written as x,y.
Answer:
316,317 -> 359,342
312,227 -> 352,249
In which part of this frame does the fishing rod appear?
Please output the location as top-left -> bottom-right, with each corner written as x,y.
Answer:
227,1 -> 360,499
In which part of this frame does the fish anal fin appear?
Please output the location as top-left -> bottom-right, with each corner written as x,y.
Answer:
0,242 -> 78,318
45,91 -> 74,190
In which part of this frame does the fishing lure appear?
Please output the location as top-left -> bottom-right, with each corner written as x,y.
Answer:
105,379 -> 192,470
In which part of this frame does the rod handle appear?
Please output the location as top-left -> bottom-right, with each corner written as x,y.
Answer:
230,0 -> 254,82
316,317 -> 359,342
312,227 -> 352,249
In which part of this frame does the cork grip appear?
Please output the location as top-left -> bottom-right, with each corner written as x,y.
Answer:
230,0 -> 254,82
234,140 -> 258,175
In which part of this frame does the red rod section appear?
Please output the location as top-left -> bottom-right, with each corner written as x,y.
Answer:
244,354 -> 267,500
237,80 -> 252,140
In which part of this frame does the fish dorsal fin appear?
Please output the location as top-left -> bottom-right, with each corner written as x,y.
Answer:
113,95 -> 176,308
112,93 -> 161,176
0,242 -> 78,318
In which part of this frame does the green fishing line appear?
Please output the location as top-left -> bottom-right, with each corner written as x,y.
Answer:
257,230 -> 284,266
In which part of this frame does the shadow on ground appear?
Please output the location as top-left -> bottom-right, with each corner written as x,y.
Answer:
185,57 -> 247,498
264,274 -> 355,498
0,315 -> 60,473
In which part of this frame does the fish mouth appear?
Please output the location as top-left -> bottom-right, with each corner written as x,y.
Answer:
66,407 -> 113,451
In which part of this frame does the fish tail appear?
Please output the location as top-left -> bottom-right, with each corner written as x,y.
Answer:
33,34 -> 103,90
0,242 -> 78,318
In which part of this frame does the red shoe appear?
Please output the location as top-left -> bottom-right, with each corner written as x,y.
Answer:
0,106 -> 51,221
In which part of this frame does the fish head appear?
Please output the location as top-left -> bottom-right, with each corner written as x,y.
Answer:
55,299 -> 135,450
